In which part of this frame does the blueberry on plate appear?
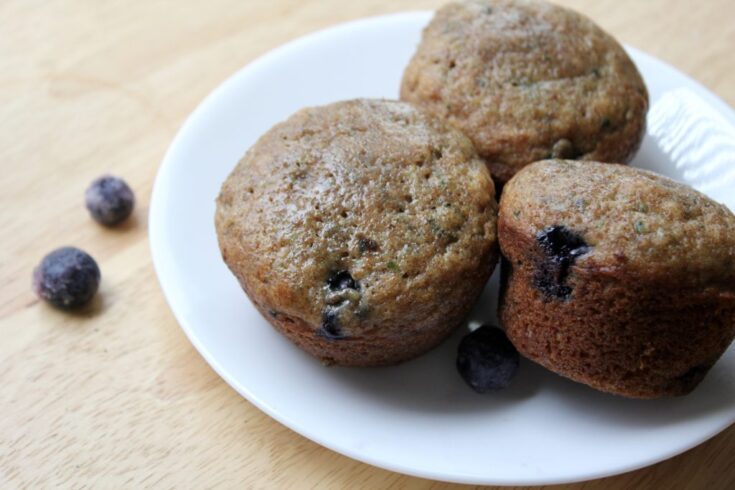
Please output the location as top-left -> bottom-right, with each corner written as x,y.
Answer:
85,175 -> 135,226
457,325 -> 519,393
32,246 -> 100,309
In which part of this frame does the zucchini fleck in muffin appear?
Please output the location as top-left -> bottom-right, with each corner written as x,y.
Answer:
498,160 -> 735,398
400,0 -> 649,185
216,99 -> 499,366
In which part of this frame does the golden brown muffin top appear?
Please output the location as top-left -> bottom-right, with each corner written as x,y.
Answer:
500,160 -> 735,282
216,99 -> 498,339
401,0 -> 649,184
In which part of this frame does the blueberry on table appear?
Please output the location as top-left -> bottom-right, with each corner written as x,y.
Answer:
32,247 -> 101,310
457,325 -> 519,393
85,175 -> 135,226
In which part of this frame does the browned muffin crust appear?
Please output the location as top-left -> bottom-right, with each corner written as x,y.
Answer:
498,160 -> 735,398
216,99 -> 499,366
400,0 -> 649,184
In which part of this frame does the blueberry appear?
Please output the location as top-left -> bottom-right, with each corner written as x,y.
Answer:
357,237 -> 379,254
537,225 -> 589,258
318,307 -> 344,340
457,325 -> 519,393
534,225 -> 589,299
32,247 -> 101,310
85,175 -> 134,226
327,270 -> 358,291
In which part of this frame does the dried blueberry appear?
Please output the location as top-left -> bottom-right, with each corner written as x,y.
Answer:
85,175 -> 135,226
534,225 -> 589,299
318,307 -> 344,340
327,270 -> 358,291
457,326 -> 519,393
32,247 -> 100,310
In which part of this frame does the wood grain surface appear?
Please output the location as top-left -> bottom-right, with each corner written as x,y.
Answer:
1,0 -> 734,488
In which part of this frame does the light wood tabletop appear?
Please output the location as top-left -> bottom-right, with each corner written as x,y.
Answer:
2,0 -> 734,488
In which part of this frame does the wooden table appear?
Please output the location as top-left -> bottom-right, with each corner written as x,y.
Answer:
2,0 -> 733,487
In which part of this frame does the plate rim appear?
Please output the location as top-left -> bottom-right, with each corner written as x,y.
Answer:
149,11 -> 735,485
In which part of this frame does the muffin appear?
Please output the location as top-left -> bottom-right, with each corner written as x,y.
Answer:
215,99 -> 499,366
498,160 -> 735,398
400,0 -> 649,185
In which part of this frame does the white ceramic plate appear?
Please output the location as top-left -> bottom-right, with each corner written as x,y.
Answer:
150,12 -> 735,486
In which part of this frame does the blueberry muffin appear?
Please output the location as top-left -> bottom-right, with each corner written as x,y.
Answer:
400,0 -> 649,185
498,160 -> 735,398
215,99 -> 499,366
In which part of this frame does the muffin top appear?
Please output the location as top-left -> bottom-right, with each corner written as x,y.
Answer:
500,160 -> 735,282
216,99 -> 498,339
400,0 -> 649,183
